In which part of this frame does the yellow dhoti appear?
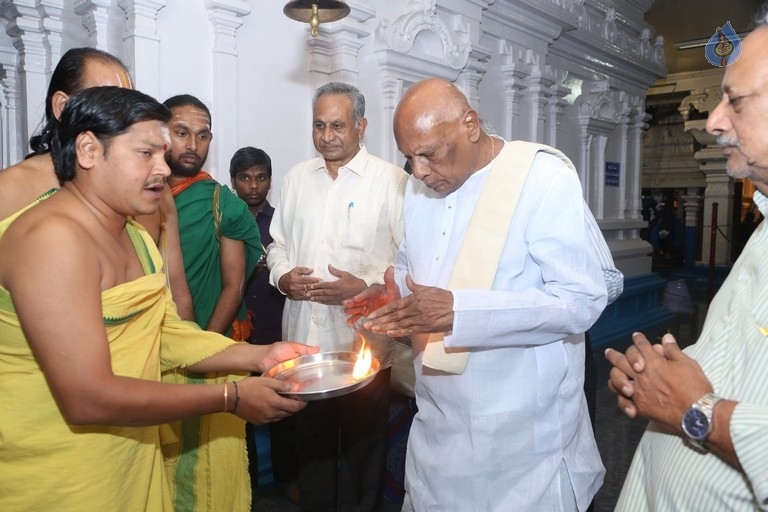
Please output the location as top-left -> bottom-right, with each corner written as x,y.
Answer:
0,221 -> 238,511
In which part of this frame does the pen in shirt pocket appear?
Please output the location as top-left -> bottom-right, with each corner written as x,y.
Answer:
347,201 -> 354,218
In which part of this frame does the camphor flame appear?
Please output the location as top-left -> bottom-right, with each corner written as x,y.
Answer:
352,339 -> 373,380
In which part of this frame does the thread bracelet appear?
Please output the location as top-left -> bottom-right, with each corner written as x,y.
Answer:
224,381 -> 229,413
231,381 -> 240,414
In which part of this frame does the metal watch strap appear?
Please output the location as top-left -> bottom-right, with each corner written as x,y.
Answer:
686,392 -> 723,450
697,393 -> 722,413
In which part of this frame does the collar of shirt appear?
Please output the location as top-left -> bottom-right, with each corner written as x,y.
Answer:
257,201 -> 274,219
311,144 -> 369,177
754,189 -> 768,216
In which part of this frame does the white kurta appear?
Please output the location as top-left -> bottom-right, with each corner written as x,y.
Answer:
267,146 -> 407,365
399,147 -> 607,511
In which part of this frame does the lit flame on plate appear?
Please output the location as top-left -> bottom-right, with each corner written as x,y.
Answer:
352,340 -> 373,380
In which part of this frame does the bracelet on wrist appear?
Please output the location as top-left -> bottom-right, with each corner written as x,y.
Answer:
231,381 -> 240,414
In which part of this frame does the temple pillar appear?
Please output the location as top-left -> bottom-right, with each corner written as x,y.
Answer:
685,113 -> 732,267
681,188 -> 703,269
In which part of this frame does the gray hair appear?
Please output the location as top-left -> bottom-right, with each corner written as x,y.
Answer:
480,118 -> 498,136
312,82 -> 365,122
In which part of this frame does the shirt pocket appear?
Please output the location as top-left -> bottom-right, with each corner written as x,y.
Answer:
341,200 -> 378,252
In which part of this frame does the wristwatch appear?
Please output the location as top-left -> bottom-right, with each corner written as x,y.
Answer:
681,392 -> 723,451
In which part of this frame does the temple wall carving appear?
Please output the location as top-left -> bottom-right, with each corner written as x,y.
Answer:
0,0 -> 667,277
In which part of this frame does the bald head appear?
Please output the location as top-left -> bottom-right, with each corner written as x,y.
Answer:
394,78 -> 494,195
394,78 -> 471,134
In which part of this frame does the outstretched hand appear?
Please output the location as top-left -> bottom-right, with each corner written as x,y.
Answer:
258,341 -> 319,373
360,273 -> 453,338
343,266 -> 401,324
234,341 -> 320,424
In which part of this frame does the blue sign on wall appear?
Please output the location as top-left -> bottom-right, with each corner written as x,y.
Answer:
605,161 -> 620,187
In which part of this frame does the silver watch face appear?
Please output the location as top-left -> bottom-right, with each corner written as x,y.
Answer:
683,407 -> 710,441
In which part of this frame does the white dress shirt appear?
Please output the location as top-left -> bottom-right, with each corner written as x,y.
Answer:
267,146 -> 407,364
398,147 -> 607,511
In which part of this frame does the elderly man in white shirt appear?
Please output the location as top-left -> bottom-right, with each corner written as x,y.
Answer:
345,78 -> 613,512
267,82 -> 407,512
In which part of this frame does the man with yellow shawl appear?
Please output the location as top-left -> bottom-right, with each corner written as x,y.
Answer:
162,93 -> 264,512
0,86 -> 315,512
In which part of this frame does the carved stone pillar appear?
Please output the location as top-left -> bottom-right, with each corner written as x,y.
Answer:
682,90 -> 733,266
457,46 -> 491,109
682,188 -> 703,230
499,44 -> 529,141
681,188 -> 703,268
0,85 -> 7,167
544,72 -> 569,147
568,81 -> 652,276
203,0 -> 249,182
522,71 -> 553,143
40,1 -> 65,65
118,0 -> 167,99
0,48 -> 21,167
377,75 -> 405,160
697,145 -> 733,266
626,108 -> 650,221
307,0 -> 375,85
572,82 -> 620,215
610,103 -> 630,220
75,0 -> 112,50
1,2 -> 51,146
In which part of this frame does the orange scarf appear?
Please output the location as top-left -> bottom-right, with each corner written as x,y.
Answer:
170,171 -> 215,197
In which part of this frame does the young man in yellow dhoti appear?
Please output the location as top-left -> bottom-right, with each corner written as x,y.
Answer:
0,86 -> 316,512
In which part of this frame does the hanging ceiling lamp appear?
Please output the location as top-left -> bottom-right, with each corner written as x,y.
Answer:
283,0 -> 351,37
